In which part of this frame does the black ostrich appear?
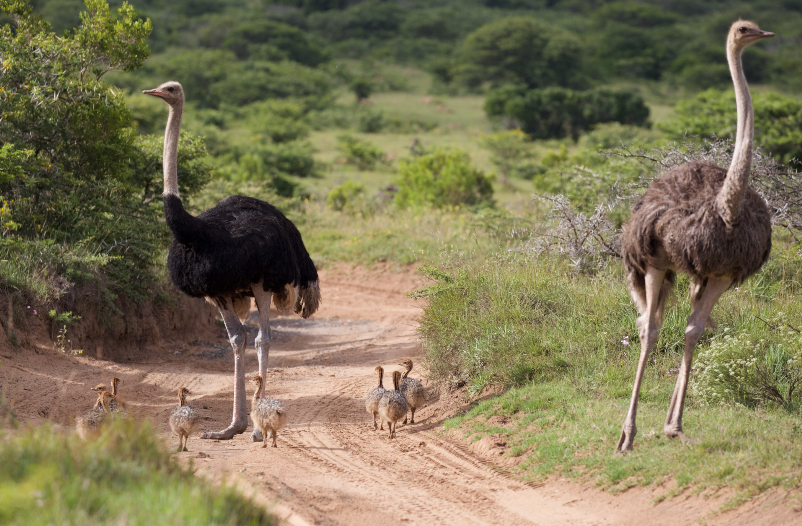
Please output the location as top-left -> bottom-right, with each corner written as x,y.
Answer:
144,81 -> 320,441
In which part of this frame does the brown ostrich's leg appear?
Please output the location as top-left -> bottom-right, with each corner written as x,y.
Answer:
616,266 -> 666,454
665,276 -> 730,441
201,304 -> 248,440
251,285 -> 273,442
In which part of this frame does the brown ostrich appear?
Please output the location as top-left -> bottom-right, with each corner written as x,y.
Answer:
616,21 -> 774,453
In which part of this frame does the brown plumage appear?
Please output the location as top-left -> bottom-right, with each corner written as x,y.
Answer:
249,375 -> 288,448
378,371 -> 407,439
616,20 -> 774,453
92,377 -> 126,414
76,391 -> 114,440
365,366 -> 386,430
398,359 -> 425,425
169,387 -> 200,452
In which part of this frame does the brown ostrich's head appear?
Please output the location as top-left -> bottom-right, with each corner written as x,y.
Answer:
249,375 -> 263,387
91,383 -> 108,394
728,20 -> 774,51
143,81 -> 184,107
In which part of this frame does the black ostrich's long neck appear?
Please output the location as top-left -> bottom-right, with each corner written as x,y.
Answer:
163,101 -> 208,245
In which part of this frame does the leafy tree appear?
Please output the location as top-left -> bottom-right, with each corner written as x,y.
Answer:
222,19 -> 329,66
307,1 -> 403,42
395,148 -> 493,209
0,0 -> 210,300
659,88 -> 802,165
485,85 -> 650,140
455,17 -> 584,90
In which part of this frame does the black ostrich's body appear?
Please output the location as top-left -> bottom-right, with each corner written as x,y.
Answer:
165,194 -> 318,310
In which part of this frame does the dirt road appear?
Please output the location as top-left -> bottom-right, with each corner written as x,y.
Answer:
2,265 -> 799,525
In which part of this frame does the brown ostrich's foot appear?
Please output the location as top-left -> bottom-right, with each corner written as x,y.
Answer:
252,429 -> 263,442
201,422 -> 247,440
664,426 -> 699,445
616,424 -> 636,454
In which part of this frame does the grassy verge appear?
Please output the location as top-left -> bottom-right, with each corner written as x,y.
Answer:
0,418 -> 275,525
419,240 -> 802,506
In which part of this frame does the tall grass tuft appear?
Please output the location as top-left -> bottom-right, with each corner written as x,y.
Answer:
0,418 -> 276,525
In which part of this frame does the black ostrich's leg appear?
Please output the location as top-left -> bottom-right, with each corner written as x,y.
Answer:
251,285 -> 273,442
201,304 -> 248,440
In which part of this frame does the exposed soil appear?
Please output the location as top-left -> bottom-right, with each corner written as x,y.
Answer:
1,264 -> 800,525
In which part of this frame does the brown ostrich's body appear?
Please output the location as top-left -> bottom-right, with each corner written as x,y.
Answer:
616,21 -> 774,453
623,160 -> 771,293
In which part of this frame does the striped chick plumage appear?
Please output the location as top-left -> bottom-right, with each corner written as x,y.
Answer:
169,387 -> 200,452
399,359 -> 426,424
250,375 -> 288,448
378,371 -> 407,439
365,366 -> 386,430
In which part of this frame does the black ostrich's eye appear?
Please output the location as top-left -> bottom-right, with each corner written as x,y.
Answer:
167,87 -> 175,92
738,27 -> 748,34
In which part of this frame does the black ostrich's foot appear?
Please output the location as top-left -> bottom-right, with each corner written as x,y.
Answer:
251,429 -> 263,442
201,423 -> 247,440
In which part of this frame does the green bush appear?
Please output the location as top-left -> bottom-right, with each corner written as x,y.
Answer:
481,129 -> 535,183
693,324 -> 802,409
221,19 -> 329,66
335,134 -> 385,170
0,419 -> 276,525
327,180 -> 366,213
659,89 -> 802,165
395,148 -> 493,209
485,85 -> 650,140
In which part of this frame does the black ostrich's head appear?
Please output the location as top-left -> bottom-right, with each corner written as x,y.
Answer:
143,81 -> 184,107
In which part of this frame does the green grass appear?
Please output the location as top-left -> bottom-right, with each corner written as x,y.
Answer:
446,382 -> 802,508
420,238 -> 802,507
0,418 -> 276,526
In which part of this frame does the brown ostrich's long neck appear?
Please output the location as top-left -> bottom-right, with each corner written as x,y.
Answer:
401,364 -> 411,380
376,368 -> 384,388
162,101 -> 208,245
178,392 -> 187,407
393,373 -> 400,391
717,41 -> 753,228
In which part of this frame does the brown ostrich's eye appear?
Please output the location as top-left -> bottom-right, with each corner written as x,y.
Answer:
738,27 -> 748,34
167,87 -> 175,92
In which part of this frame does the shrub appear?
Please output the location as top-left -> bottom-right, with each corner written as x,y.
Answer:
658,89 -> 802,165
481,129 -> 535,183
351,78 -> 374,102
395,148 -> 493,209
693,324 -> 802,409
485,86 -> 650,140
222,19 -> 329,66
336,135 -> 385,170
327,180 -> 366,213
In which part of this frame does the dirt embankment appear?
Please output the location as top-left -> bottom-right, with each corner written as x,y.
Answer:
1,264 -> 800,526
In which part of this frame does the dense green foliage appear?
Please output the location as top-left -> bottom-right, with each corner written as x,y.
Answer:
395,148 -> 493,209
660,88 -> 802,164
0,0 -> 210,303
485,85 -> 650,140
0,419 -> 276,525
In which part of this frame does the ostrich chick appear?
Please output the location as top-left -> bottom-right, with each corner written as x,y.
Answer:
93,377 -> 125,414
365,366 -> 386,430
169,387 -> 200,452
398,359 -> 426,424
378,371 -> 407,439
249,375 -> 288,448
76,391 -> 114,440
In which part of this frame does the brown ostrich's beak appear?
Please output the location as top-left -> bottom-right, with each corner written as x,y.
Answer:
142,88 -> 166,97
755,30 -> 774,39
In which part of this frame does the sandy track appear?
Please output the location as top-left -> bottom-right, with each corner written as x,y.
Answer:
2,264 -> 800,525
